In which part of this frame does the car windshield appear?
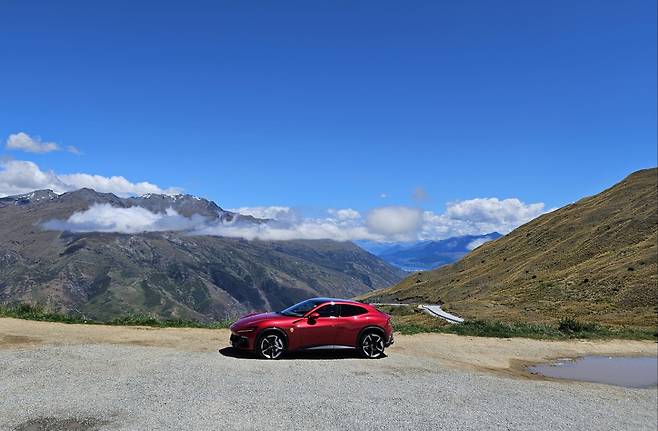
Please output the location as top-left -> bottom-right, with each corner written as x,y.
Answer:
279,299 -> 327,317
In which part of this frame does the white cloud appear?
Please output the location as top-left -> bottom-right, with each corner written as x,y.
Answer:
227,206 -> 295,221
42,196 -> 548,242
65,145 -> 81,155
43,204 -> 207,233
6,132 -> 79,154
420,197 -> 546,240
43,204 -> 381,241
328,208 -> 361,220
196,219 -> 378,241
365,206 -> 423,241
0,159 -> 180,197
0,160 -> 66,195
445,197 -> 545,225
466,236 -> 495,251
30,166 -> 548,242
44,203 -> 382,241
58,173 -> 180,196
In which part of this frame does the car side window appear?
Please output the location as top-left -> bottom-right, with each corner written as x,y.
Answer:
315,304 -> 340,317
340,305 -> 368,317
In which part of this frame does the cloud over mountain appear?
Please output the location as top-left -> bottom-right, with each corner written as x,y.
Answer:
228,206 -> 297,221
445,197 -> 546,226
466,235 -> 497,250
421,198 -> 548,240
42,197 -> 548,242
43,204 -> 207,233
0,159 -> 180,197
10,159 -> 548,242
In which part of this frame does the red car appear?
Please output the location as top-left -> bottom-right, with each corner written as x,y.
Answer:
229,298 -> 394,359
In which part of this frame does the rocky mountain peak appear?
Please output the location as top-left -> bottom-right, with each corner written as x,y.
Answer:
0,189 -> 59,206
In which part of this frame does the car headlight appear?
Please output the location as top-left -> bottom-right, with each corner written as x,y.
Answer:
236,327 -> 256,334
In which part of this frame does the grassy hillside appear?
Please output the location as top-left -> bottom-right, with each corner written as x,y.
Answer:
361,168 -> 658,327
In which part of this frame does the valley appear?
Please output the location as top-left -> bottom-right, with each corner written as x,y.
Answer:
0,189 -> 404,321
355,232 -> 502,271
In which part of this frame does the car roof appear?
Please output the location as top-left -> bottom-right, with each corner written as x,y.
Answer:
310,297 -> 367,305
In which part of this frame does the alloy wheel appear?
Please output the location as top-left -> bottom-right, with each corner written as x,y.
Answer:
361,333 -> 385,358
259,334 -> 284,359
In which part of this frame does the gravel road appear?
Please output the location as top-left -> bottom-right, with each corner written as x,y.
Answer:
1,319 -> 656,431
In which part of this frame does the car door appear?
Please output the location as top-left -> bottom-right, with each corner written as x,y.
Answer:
295,304 -> 339,349
334,304 -> 369,347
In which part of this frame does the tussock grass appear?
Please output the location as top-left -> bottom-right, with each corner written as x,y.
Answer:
108,314 -> 230,329
0,303 -> 230,329
376,304 -> 417,317
394,316 -> 656,340
378,304 -> 656,340
0,303 -> 90,324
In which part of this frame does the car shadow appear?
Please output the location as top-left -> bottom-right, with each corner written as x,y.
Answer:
218,346 -> 386,360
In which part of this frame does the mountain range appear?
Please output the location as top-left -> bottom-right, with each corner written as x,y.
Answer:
0,189 -> 405,321
355,233 -> 502,271
361,168 -> 658,327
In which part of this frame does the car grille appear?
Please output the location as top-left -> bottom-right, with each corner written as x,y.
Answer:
230,333 -> 249,348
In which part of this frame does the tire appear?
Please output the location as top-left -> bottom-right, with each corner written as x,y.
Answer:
359,330 -> 386,359
256,331 -> 286,360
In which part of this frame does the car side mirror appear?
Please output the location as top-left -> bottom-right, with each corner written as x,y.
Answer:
308,312 -> 320,321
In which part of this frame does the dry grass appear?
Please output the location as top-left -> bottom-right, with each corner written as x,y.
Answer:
362,168 -> 658,327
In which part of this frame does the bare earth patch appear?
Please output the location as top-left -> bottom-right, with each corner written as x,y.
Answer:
1,317 -> 654,380
0,318 -> 224,352
0,334 -> 42,348
391,331 -> 657,379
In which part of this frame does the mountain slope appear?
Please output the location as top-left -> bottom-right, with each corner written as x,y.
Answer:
357,233 -> 502,271
361,168 -> 658,327
0,189 -> 404,321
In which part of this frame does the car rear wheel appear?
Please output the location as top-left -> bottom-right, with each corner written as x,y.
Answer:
256,332 -> 285,359
359,331 -> 385,359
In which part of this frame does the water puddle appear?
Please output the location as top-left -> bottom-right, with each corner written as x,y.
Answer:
528,356 -> 658,388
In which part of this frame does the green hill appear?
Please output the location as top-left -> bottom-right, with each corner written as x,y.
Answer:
361,168 -> 658,327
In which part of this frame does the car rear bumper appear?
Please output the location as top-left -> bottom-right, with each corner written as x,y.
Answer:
386,332 -> 394,347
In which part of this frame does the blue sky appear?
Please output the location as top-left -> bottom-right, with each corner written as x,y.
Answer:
0,1 -> 656,240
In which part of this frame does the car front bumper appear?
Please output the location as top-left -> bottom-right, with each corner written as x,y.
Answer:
230,333 -> 250,349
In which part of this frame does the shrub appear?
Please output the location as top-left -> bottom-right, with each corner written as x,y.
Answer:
0,303 -> 89,324
108,314 -> 230,329
0,302 -> 230,329
558,317 -> 598,334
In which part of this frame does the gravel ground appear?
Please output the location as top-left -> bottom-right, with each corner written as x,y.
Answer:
1,340 -> 656,431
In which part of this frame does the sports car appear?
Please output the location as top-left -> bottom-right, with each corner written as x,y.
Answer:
229,298 -> 394,359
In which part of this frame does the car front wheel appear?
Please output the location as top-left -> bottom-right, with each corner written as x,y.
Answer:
256,332 -> 285,359
359,331 -> 386,359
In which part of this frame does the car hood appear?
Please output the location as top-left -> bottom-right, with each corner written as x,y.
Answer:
231,312 -> 281,328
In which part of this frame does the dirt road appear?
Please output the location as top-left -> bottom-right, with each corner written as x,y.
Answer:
1,318 -> 656,430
